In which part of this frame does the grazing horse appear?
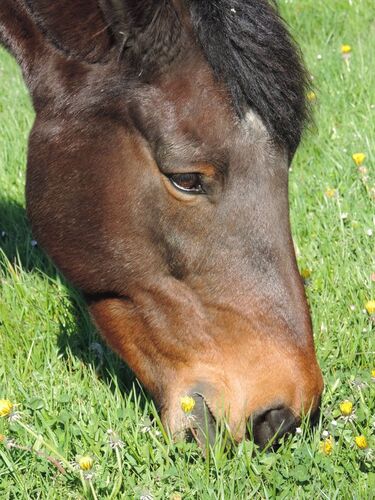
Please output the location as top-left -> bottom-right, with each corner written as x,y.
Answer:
0,0 -> 323,447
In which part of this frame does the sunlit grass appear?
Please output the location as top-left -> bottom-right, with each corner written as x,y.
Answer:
1,0 -> 374,497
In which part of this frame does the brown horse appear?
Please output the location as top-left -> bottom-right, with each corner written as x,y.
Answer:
0,0 -> 323,448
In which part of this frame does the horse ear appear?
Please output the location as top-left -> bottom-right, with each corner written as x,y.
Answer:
24,0 -> 113,63
100,0 -> 183,79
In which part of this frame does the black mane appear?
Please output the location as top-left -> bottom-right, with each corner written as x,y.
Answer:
187,0 -> 309,154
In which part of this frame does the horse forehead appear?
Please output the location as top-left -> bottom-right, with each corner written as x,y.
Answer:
129,81 -> 230,147
242,110 -> 269,139
130,65 -> 273,159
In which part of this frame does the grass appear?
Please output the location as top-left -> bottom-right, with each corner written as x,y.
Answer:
0,0 -> 374,497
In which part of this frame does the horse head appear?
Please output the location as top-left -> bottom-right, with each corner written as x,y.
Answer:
0,0 -> 323,447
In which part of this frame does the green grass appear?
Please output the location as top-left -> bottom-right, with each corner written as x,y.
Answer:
0,0 -> 374,497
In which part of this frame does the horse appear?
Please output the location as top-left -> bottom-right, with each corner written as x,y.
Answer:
0,0 -> 323,448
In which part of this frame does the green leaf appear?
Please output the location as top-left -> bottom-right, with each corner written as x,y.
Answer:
293,464 -> 310,483
32,434 -> 44,452
27,398 -> 44,410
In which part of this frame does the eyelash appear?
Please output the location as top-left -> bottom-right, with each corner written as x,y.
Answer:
167,173 -> 206,194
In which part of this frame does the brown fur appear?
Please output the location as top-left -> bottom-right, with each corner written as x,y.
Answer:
0,1 -> 323,443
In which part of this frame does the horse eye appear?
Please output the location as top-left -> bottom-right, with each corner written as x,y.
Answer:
168,173 -> 205,194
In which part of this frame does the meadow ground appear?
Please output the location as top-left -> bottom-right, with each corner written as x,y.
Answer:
0,0 -> 374,498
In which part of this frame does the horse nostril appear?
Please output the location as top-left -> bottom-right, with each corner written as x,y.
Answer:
250,406 -> 298,449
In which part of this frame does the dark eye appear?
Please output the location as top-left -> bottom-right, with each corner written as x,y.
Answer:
168,173 -> 205,194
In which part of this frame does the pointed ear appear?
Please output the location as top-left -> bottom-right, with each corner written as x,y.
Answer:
24,0 -> 113,63
100,0 -> 183,79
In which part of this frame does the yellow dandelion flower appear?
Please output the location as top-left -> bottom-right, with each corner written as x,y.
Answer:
365,300 -> 375,314
0,400 -> 13,417
339,400 -> 353,416
180,396 -> 196,413
0,434 -> 5,442
320,436 -> 334,455
352,153 -> 366,166
301,268 -> 312,280
78,456 -> 94,471
307,91 -> 316,102
371,369 -> 375,378
341,44 -> 352,54
325,188 -> 337,198
355,435 -> 368,449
